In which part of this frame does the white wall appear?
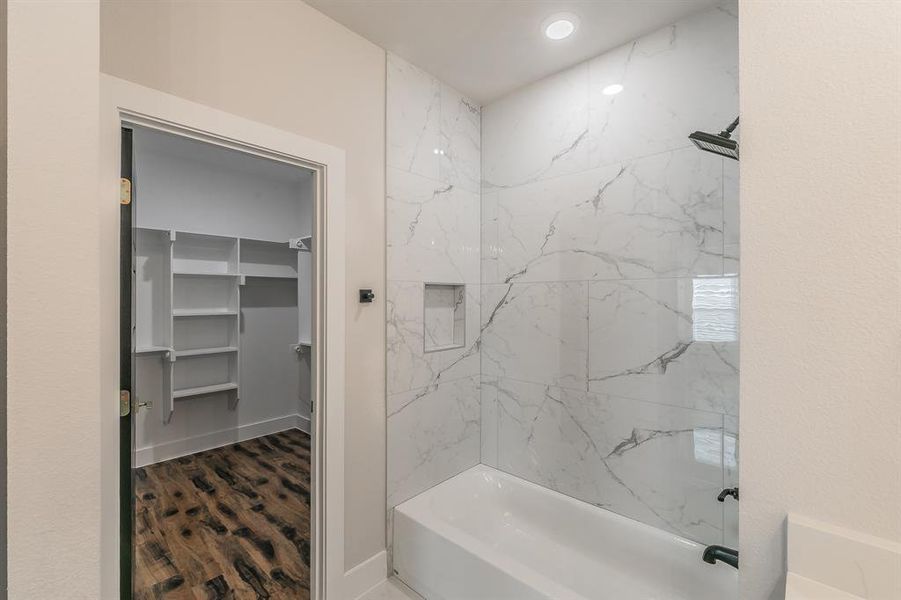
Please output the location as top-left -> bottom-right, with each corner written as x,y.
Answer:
0,0 -> 8,595
100,0 -> 387,570
739,1 -> 901,598
134,127 -> 313,241
5,1 -> 102,598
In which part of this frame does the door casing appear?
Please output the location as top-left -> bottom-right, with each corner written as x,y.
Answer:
101,74 -> 351,599
119,126 -> 135,599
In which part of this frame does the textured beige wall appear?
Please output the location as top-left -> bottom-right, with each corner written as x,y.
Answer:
6,1 -> 898,597
99,0 -> 387,570
0,0 -> 8,593
739,1 -> 901,598
5,1 -> 102,597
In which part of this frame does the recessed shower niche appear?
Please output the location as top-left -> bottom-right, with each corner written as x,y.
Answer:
423,283 -> 465,352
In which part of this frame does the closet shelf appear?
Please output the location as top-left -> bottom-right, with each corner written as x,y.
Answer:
173,382 -> 239,399
175,346 -> 238,358
136,346 -> 171,355
138,223 -> 310,423
243,273 -> 298,280
173,271 -> 240,278
173,309 -> 238,317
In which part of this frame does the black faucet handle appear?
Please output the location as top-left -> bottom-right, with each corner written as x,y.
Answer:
703,545 -> 739,569
717,487 -> 739,502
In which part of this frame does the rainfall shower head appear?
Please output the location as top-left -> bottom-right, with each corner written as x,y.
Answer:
689,117 -> 739,161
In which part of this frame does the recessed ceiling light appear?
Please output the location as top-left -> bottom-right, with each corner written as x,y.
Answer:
543,13 -> 579,41
602,84 -> 624,96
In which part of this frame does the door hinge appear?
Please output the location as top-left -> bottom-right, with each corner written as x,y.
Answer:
120,389 -> 131,417
310,400 -> 314,413
120,177 -> 132,205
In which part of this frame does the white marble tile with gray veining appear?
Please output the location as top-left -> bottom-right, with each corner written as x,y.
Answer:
481,281 -> 588,390
386,507 -> 395,576
494,377 -> 725,545
387,375 -> 481,507
387,168 -> 480,284
481,191 -> 499,284
387,54 -> 441,180
587,3 -> 739,169
486,147 -> 724,284
588,277 -> 738,415
440,82 -> 481,193
723,415 -> 739,548
480,376 -> 499,467
387,281 -> 480,396
482,61 -> 590,189
723,156 -> 739,274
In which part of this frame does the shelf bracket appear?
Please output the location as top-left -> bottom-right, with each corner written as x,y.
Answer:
288,236 -> 312,252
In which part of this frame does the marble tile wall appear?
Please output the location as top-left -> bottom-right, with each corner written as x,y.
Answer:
480,2 -> 740,547
386,54 -> 482,511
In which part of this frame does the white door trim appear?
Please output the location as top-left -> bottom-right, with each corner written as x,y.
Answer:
99,74 -> 348,598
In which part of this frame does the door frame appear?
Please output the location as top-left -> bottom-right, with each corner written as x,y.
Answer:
100,74 -> 347,599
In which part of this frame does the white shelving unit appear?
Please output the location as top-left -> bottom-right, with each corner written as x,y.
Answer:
135,226 -> 311,424
297,240 -> 312,349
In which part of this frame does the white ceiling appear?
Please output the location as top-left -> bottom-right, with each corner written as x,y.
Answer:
306,0 -> 721,105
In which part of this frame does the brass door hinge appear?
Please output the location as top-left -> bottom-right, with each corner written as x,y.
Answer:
120,389 -> 131,416
120,178 -> 132,205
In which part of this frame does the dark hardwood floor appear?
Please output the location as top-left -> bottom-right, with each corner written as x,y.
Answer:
134,429 -> 312,600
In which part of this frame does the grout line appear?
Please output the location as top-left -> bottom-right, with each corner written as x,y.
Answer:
475,274 -> 739,286
388,279 -> 482,286
481,143 -> 697,192
489,373 -> 736,418
389,455 -> 481,510
387,372 -> 481,405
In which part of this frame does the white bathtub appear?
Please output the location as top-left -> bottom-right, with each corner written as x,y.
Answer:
393,465 -> 737,600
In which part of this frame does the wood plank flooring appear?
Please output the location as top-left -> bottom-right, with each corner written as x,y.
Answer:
134,429 -> 312,600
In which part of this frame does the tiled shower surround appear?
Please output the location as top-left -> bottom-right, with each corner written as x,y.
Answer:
386,54 -> 482,510
387,0 -> 739,556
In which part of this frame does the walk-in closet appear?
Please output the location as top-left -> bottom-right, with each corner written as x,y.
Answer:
129,126 -> 315,599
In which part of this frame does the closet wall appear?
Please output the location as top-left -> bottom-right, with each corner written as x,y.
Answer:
133,127 -> 313,466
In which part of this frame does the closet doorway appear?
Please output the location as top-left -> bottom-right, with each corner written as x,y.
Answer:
106,75 -> 348,600
120,120 -> 325,599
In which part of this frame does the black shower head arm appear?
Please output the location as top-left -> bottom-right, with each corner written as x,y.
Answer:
720,116 -> 740,139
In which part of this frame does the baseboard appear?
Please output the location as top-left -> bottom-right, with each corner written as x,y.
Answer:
295,412 -> 311,434
787,514 -> 901,598
346,551 -> 388,600
136,412 -> 311,467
